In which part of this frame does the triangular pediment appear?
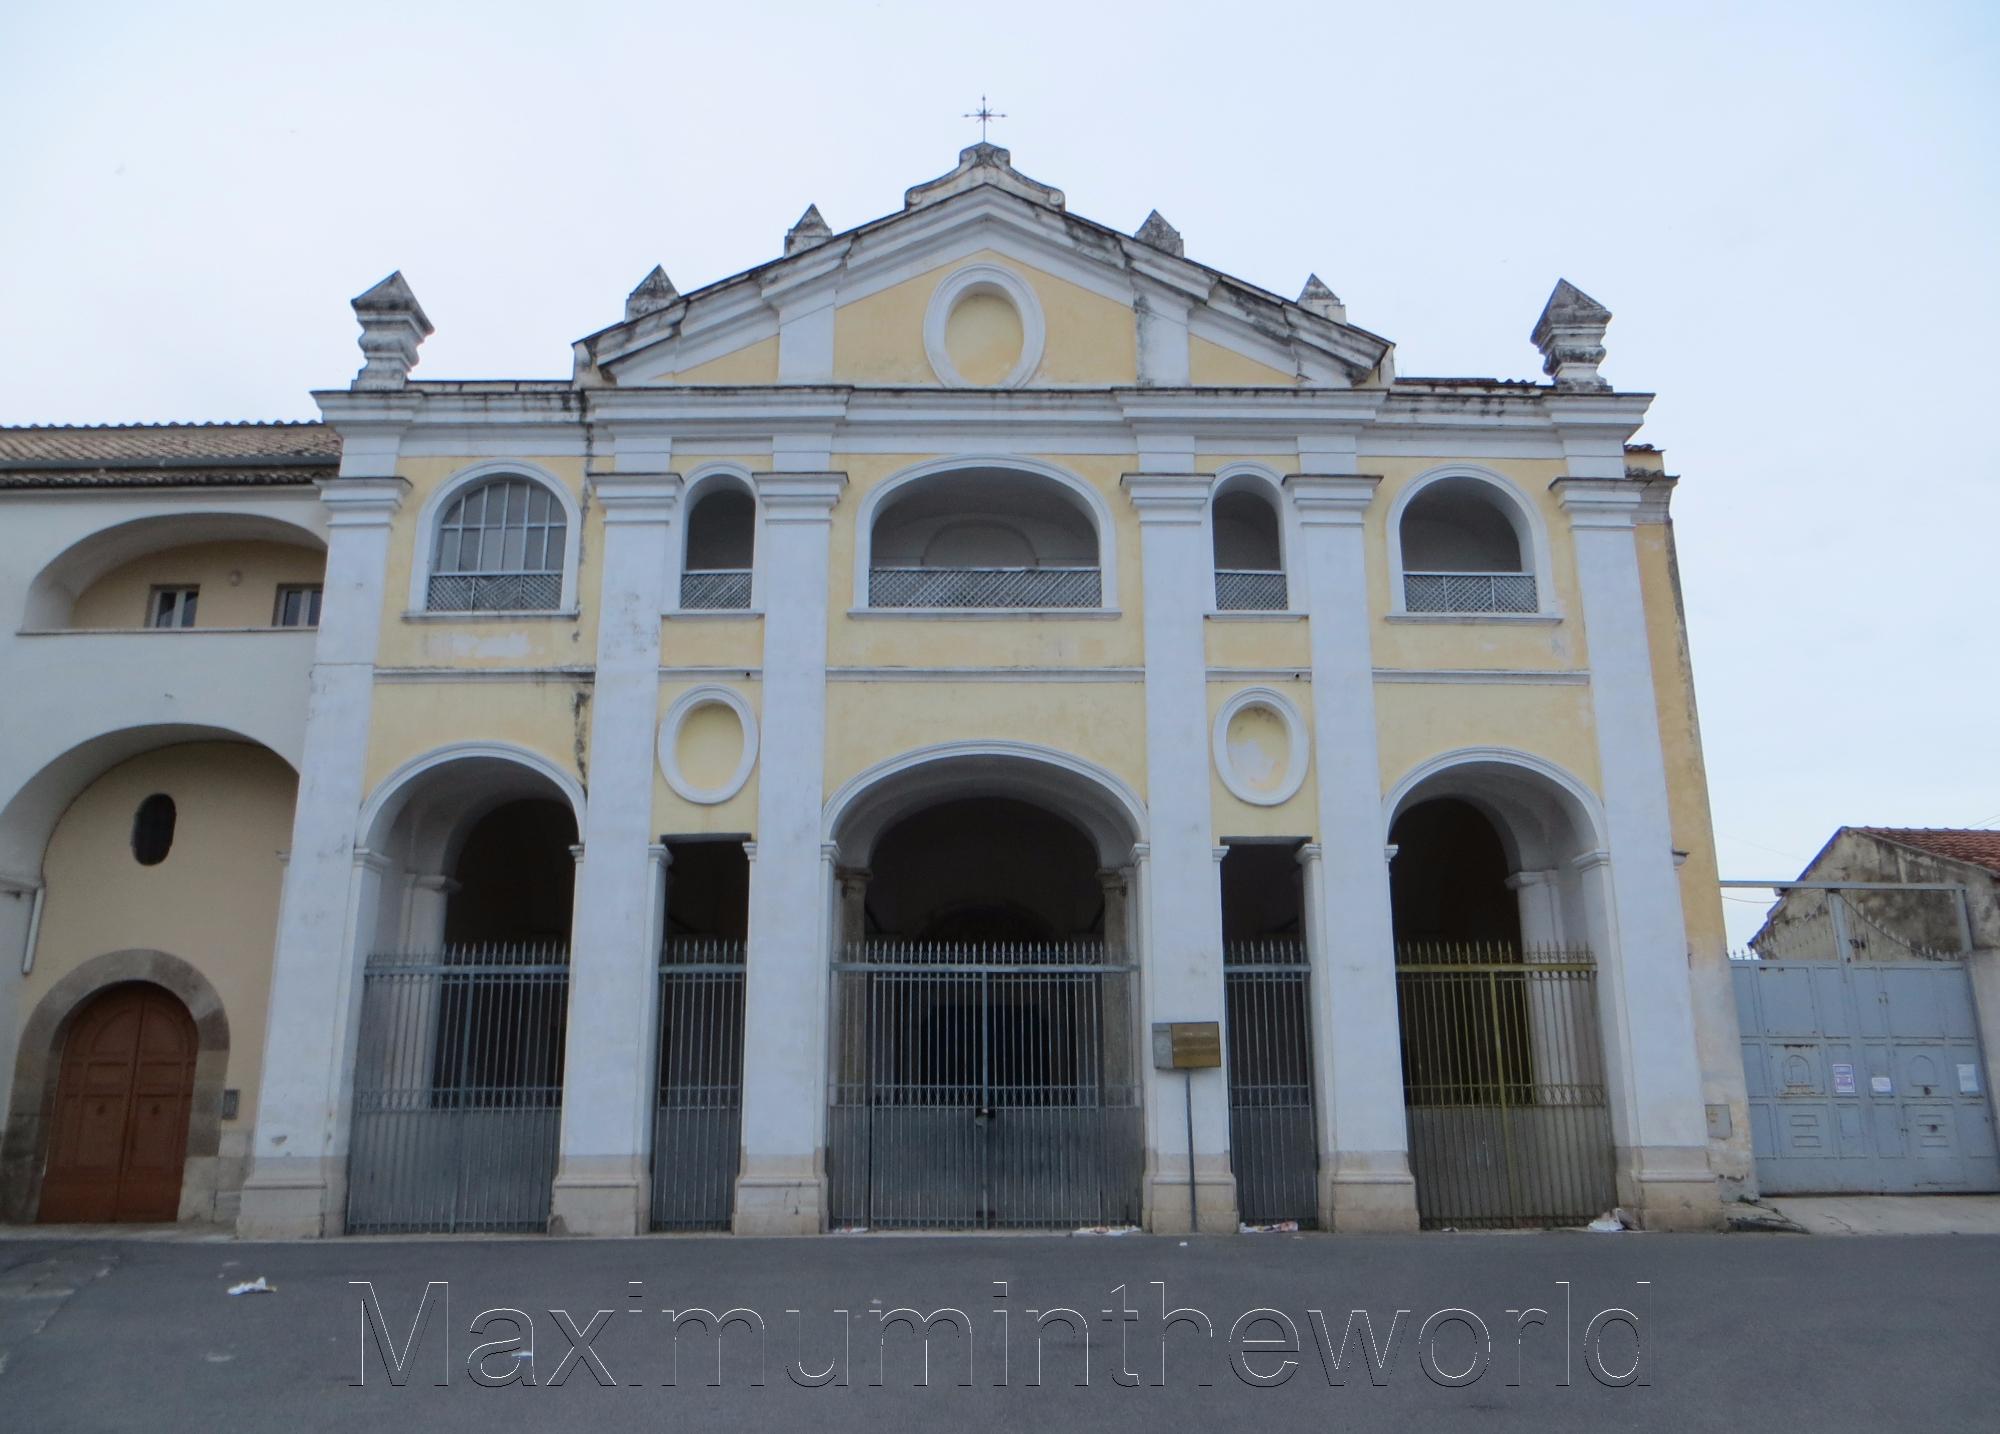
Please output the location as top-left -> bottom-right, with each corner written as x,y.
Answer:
576,148 -> 1391,390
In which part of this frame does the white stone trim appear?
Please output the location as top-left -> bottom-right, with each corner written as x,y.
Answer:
1383,462 -> 1555,618
922,261 -> 1046,389
407,459 -> 583,614
357,739 -> 589,846
827,665 -> 1142,682
1372,667 -> 1589,685
850,455 -> 1119,611
656,684 -> 759,805
1210,685 -> 1310,806
1380,745 -> 1607,847
674,463 -> 762,613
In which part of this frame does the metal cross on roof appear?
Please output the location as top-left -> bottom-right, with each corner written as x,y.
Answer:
964,95 -> 1005,142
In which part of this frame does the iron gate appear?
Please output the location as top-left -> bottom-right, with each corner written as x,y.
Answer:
1224,940 -> 1318,1225
651,939 -> 747,1229
1734,958 -> 1998,1193
829,941 -> 1143,1229
346,945 -> 567,1233
1396,946 -> 1616,1229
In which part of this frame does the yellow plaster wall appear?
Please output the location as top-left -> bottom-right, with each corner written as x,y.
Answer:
660,616 -> 763,670
375,456 -> 597,671
1374,683 -> 1602,798
1189,335 -> 1295,387
824,682 -> 1147,796
653,678 -> 761,837
364,681 -> 590,797
1207,679 -> 1319,837
69,541 -> 326,629
1205,616 -> 1311,671
832,251 -> 1138,385
23,742 -> 296,1134
667,335 -> 780,385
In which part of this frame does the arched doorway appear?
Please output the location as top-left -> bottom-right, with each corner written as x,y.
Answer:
1387,758 -> 1617,1229
40,984 -> 197,1222
823,748 -> 1146,1230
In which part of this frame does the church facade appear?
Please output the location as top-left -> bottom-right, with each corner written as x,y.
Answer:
0,144 -> 1751,1236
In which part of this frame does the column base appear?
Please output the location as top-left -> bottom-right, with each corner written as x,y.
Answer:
1320,1151 -> 1421,1233
732,1163 -> 825,1235
236,1158 -> 343,1238
550,1157 -> 648,1236
1145,1167 -> 1239,1234
1617,1145 -> 1723,1231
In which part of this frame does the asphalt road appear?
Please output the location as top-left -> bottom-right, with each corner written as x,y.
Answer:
1,1229 -> 1993,1431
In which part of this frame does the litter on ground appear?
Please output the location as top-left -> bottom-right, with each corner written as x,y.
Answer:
225,1277 -> 275,1295
1239,1220 -> 1299,1234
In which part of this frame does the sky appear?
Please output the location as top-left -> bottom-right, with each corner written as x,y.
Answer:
3,1 -> 1995,941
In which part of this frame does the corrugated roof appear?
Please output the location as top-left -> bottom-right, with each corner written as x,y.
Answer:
1852,827 -> 2000,878
0,422 -> 339,488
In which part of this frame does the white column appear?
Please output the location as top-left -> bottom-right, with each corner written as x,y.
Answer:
1557,477 -> 1717,1228
1287,473 -> 1419,1232
237,475 -> 406,1237
1121,470 -> 1237,1234
733,469 -> 844,1233
549,473 -> 679,1235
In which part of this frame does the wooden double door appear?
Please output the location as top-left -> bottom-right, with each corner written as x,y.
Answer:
39,984 -> 197,1223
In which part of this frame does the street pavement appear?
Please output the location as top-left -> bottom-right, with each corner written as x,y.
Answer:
1,1228 -> 1994,1431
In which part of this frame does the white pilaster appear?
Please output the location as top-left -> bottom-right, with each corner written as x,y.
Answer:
1121,470 -> 1237,1233
1287,472 -> 1419,1232
550,472 -> 680,1235
237,473 -> 406,1237
1557,476 -> 1717,1228
733,470 -> 845,1233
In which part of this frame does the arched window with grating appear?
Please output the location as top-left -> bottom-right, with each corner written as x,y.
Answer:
1397,477 -> 1537,614
680,483 -> 756,610
427,476 -> 567,612
1212,486 -> 1287,611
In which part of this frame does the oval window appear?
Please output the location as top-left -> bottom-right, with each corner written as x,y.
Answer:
132,794 -> 177,866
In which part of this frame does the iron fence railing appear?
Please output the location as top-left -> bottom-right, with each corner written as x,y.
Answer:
346,944 -> 568,1234
830,940 -> 1141,1229
653,938 -> 746,1230
1402,571 -> 1538,615
426,571 -> 563,613
868,566 -> 1101,610
679,569 -> 753,611
1394,943 -> 1613,1229
1214,570 -> 1289,612
1223,939 -> 1317,1225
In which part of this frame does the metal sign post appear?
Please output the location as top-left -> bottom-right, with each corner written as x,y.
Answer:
1154,1021 -> 1223,1233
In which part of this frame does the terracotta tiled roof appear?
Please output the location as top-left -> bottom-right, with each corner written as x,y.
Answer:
0,422 -> 339,488
1852,827 -> 2000,877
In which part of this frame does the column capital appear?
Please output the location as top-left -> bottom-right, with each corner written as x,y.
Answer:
1286,473 -> 1381,524
753,470 -> 846,519
1294,842 -> 1323,868
315,475 -> 408,526
1505,867 -> 1559,891
1552,477 -> 1645,528
1120,471 -> 1210,521
592,472 -> 682,524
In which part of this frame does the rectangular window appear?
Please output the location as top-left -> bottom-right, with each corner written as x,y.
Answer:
149,586 -> 198,629
274,584 -> 324,628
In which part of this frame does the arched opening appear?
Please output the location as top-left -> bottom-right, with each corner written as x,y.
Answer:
680,481 -> 756,610
37,982 -> 197,1222
426,474 -> 569,613
867,466 -> 1102,609
1212,485 -> 1288,611
1397,476 -> 1537,614
24,513 -> 326,630
1387,757 -> 1615,1228
824,748 -> 1144,1229
345,751 -> 582,1233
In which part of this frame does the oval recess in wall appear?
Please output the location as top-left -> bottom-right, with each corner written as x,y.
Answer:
1211,686 -> 1309,806
922,262 -> 1045,388
658,685 -> 759,804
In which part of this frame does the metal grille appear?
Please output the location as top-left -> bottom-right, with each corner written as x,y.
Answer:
652,939 -> 747,1230
1224,940 -> 1318,1225
829,941 -> 1142,1229
679,569 -> 753,611
1395,944 -> 1614,1229
425,572 -> 563,612
346,945 -> 568,1234
868,567 -> 1101,609
1402,572 -> 1538,614
1214,570 -> 1289,612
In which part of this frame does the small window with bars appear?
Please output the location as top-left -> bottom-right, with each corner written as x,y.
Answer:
428,476 -> 568,612
274,584 -> 324,628
149,586 -> 199,629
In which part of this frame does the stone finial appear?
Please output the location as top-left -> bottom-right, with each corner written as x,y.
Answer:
1298,273 -> 1346,324
786,204 -> 832,255
350,271 -> 433,390
1531,279 -> 1613,390
903,143 -> 1066,212
625,265 -> 678,320
1134,210 -> 1184,257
